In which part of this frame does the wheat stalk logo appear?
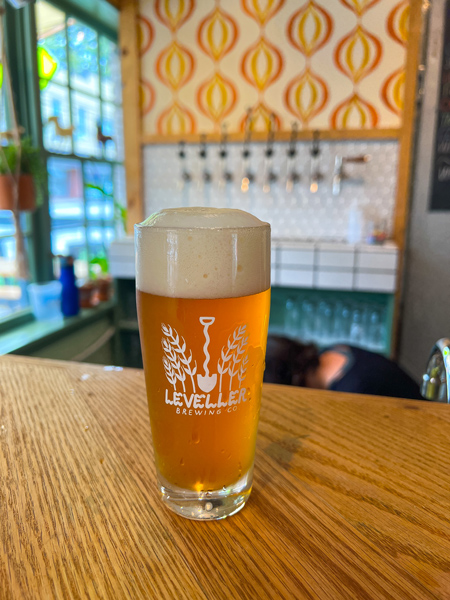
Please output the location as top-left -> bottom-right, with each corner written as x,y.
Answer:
237,354 -> 249,389
161,324 -> 197,392
217,324 -> 248,392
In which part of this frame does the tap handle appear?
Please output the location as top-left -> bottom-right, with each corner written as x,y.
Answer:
287,122 -> 298,158
178,140 -> 186,159
264,113 -> 276,158
311,130 -> 320,158
343,154 -> 371,164
219,123 -> 228,159
199,134 -> 207,159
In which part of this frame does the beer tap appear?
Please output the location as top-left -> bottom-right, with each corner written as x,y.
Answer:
262,113 -> 277,194
178,140 -> 191,189
241,108 -> 254,193
198,134 -> 212,186
309,130 -> 324,194
332,154 -> 372,195
218,123 -> 233,190
286,122 -> 300,193
198,134 -> 212,206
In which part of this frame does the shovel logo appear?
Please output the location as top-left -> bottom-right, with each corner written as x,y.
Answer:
161,318 -> 250,413
197,317 -> 217,392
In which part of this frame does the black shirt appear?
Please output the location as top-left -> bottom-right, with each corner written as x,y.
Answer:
327,345 -> 423,400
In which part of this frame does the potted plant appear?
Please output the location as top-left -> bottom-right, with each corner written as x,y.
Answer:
0,138 -> 45,211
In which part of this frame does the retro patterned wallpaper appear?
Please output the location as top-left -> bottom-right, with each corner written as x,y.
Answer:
138,0 -> 410,136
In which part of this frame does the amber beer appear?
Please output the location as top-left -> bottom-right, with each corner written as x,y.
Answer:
136,207 -> 270,520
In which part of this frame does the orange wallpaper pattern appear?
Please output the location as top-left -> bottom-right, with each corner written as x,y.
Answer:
138,0 -> 409,135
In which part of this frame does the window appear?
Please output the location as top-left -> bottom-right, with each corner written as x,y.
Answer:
36,0 -> 125,280
0,213 -> 31,319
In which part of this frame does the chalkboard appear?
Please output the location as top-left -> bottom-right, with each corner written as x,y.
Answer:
430,0 -> 450,210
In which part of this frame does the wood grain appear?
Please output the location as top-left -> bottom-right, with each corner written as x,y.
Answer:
119,0 -> 143,232
141,128 -> 401,146
1,356 -> 450,599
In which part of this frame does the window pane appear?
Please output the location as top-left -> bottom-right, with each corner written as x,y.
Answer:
113,165 -> 126,236
101,102 -> 123,161
99,37 -> 121,103
71,92 -> 101,157
67,19 -> 99,95
41,83 -> 72,154
48,157 -> 84,223
0,237 -> 29,318
0,236 -> 16,277
36,1 -> 68,86
0,211 -> 15,237
84,162 -> 113,222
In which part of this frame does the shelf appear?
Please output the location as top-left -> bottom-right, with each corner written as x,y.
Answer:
118,319 -> 139,331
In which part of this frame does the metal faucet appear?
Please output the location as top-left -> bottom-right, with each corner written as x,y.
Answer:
178,140 -> 191,188
286,123 -> 300,193
421,338 -> 450,402
262,113 -> 277,194
332,154 -> 371,196
309,130 -> 323,193
241,108 -> 254,193
218,123 -> 232,189
198,134 -> 212,186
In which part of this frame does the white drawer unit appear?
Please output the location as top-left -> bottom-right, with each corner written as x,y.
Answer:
356,251 -> 398,271
355,272 -> 397,292
109,236 -> 136,279
317,251 -> 354,269
109,236 -> 399,294
277,268 -> 314,288
316,270 -> 354,290
271,240 -> 399,292
278,248 -> 315,267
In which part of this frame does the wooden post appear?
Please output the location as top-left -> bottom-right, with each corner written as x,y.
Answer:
119,0 -> 144,233
391,0 -> 425,357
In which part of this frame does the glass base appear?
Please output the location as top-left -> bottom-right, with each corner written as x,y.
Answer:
158,470 -> 253,520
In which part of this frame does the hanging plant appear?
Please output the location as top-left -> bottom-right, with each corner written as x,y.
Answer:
0,137 -> 45,211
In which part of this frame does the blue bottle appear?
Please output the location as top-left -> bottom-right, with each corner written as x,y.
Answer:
60,256 -> 79,317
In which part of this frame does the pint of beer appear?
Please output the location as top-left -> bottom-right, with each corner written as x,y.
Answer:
135,207 -> 270,520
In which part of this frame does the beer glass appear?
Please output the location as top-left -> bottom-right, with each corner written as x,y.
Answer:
135,207 -> 270,520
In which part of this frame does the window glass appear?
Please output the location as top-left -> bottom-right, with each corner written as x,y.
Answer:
99,37 -> 121,102
71,91 -> 101,157
34,0 -> 125,286
67,19 -> 99,94
41,83 -> 72,153
36,2 -> 68,86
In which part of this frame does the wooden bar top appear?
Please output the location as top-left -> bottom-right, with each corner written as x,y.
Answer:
1,355 -> 450,599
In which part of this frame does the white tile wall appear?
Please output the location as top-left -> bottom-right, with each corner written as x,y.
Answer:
143,140 -> 399,242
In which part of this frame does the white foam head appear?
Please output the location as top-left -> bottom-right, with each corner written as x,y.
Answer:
135,207 -> 270,299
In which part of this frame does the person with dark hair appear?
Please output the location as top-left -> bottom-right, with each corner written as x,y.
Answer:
264,335 -> 423,400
